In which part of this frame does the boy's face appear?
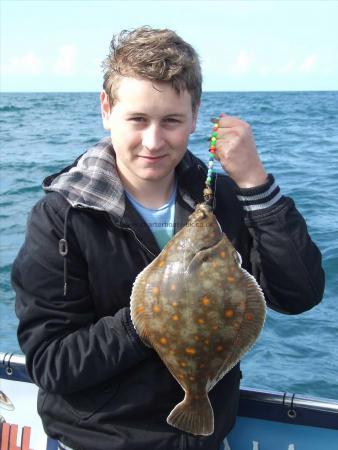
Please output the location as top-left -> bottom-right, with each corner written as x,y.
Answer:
100,77 -> 198,187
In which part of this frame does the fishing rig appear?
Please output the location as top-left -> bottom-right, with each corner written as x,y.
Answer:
203,115 -> 221,207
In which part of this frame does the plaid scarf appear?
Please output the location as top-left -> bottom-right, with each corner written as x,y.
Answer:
43,136 -> 126,217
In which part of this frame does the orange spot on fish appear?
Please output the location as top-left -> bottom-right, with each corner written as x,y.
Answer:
197,318 -> 205,325
227,276 -> 236,283
189,376 -> 195,381
216,345 -> 224,352
212,261 -> 219,268
245,312 -> 254,321
194,335 -> 200,341
152,287 -> 160,296
204,339 -> 210,345
220,251 -> 226,258
172,314 -> 179,321
153,305 -> 161,313
136,306 -> 145,313
159,337 -> 168,345
180,361 -> 187,368
185,347 -> 197,355
201,296 -> 210,306
212,325 -> 219,330
158,260 -> 165,268
170,284 -> 176,291
224,309 -> 235,318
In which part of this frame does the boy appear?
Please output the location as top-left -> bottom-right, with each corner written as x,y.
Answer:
12,27 -> 324,450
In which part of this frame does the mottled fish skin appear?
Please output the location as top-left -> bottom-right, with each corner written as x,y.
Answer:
130,203 -> 266,436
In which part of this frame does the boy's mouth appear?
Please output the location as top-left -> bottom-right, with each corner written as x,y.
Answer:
138,155 -> 167,161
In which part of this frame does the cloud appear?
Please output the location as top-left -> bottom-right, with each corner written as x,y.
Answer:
2,52 -> 42,75
258,66 -> 272,77
230,50 -> 253,75
299,55 -> 318,73
279,61 -> 296,75
53,45 -> 77,75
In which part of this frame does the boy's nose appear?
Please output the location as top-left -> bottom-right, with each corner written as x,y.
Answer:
142,124 -> 165,151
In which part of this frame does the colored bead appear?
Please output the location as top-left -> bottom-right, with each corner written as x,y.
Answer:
205,119 -> 220,194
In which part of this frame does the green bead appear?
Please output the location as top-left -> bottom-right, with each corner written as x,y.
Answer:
207,176 -> 212,183
212,132 -> 218,138
211,137 -> 216,142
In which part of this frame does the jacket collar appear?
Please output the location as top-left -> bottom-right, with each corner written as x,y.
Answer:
43,136 -> 207,221
43,137 -> 125,217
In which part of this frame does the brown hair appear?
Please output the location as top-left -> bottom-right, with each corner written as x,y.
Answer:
101,26 -> 202,112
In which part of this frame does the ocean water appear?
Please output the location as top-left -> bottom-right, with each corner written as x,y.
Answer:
1,91 -> 337,400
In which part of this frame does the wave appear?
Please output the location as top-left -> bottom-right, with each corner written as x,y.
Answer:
0,105 -> 30,112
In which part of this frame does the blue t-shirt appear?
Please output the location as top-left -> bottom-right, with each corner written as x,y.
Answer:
125,185 -> 177,250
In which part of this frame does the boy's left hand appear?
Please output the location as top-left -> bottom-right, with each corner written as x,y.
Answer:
214,115 -> 268,188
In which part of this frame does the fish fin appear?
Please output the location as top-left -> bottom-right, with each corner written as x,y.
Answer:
230,268 -> 266,359
130,269 -> 153,347
167,391 -> 214,436
210,269 -> 266,390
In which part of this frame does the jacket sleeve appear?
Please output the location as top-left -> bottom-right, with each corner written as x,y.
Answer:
12,196 -> 153,395
236,175 -> 325,314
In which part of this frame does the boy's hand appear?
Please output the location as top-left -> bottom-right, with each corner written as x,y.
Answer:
214,115 -> 268,188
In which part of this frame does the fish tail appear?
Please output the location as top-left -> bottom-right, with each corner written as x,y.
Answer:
167,391 -> 214,436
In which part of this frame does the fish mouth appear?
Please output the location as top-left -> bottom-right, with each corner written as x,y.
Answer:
187,203 -> 213,226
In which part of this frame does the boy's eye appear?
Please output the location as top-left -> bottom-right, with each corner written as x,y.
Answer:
129,117 -> 146,122
165,118 -> 180,124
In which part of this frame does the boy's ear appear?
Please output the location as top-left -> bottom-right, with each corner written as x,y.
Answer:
190,104 -> 200,133
100,90 -> 111,130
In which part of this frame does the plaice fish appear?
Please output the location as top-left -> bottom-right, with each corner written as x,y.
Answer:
130,202 -> 266,436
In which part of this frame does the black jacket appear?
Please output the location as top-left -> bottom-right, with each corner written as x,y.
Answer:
12,138 -> 324,450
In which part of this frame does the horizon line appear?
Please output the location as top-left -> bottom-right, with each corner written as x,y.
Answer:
2,89 -> 337,94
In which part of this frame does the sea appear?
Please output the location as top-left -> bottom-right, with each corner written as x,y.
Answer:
1,91 -> 337,401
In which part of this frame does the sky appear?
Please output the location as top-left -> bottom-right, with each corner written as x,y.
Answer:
1,0 -> 338,92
